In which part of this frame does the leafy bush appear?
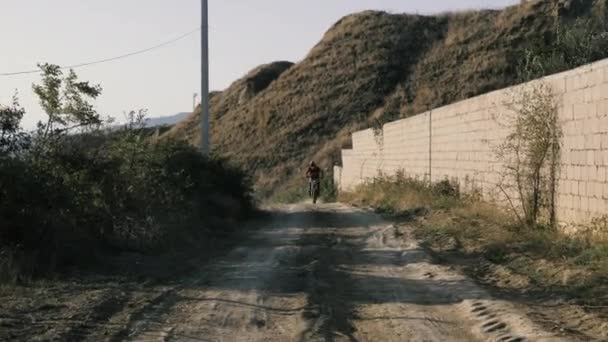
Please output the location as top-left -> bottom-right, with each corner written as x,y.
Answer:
0,94 -> 29,154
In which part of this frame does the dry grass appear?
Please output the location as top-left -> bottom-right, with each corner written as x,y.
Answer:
341,175 -> 608,303
164,0 -> 604,199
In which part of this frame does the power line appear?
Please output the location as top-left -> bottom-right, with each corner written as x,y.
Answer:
0,27 -> 201,77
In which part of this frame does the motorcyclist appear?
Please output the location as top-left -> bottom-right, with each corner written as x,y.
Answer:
306,161 -> 322,197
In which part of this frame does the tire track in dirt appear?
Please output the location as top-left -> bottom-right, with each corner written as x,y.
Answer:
355,218 -> 570,342
108,204 -> 313,341
296,231 -> 358,341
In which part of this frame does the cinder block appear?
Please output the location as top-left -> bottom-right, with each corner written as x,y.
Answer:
583,71 -> 600,89
576,73 -> 587,90
573,135 -> 584,150
588,151 -> 596,166
576,150 -> 587,165
571,196 -> 580,210
565,165 -> 574,180
548,76 -> 567,94
602,136 -> 608,150
570,180 -> 579,195
589,105 -> 599,120
590,197 -> 599,212
573,103 -> 588,120
566,194 -> 575,209
583,196 -> 591,212
597,181 -> 606,198
580,181 -> 588,196
593,132 -> 603,147
592,85 -> 604,102
566,75 -> 579,92
598,101 -> 608,118
563,91 -> 577,107
595,150 -> 604,166
584,135 -> 594,150
563,104 -> 575,121
592,68 -> 605,86
599,119 -> 608,136
587,181 -> 604,198
598,167 -> 607,182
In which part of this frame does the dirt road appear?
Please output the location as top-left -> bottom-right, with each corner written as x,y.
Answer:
1,204 -> 577,341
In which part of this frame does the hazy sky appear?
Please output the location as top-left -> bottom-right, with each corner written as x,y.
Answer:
0,0 -> 518,128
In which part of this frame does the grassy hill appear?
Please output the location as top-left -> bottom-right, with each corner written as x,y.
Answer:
164,0 -> 607,199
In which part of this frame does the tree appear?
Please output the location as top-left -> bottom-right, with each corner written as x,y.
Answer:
0,93 -> 28,155
32,63 -> 103,151
496,81 -> 561,228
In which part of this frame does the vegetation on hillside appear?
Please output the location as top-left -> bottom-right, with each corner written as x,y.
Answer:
165,0 -> 608,199
519,8 -> 608,82
0,65 -> 253,283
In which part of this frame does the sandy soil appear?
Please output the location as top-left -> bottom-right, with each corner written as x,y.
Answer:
0,204 -> 598,341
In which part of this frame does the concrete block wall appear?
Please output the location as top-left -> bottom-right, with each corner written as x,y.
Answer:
337,58 -> 608,224
555,61 -> 608,222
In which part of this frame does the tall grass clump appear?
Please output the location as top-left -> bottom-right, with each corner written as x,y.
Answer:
340,171 -> 462,215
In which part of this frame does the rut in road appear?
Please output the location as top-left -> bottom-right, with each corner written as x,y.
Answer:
109,203 -> 567,341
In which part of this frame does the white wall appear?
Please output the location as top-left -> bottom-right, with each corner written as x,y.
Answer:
336,58 -> 608,224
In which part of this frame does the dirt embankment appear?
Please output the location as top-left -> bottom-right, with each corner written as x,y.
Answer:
3,203 -> 605,341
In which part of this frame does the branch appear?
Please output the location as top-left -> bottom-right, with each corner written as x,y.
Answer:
54,122 -> 89,134
498,183 -> 525,227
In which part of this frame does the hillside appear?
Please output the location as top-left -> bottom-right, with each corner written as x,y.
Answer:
165,0 -> 607,198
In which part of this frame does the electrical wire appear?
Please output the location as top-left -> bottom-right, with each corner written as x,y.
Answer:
0,27 -> 201,77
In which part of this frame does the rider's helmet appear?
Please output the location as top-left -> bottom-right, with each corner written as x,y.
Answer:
310,161 -> 316,166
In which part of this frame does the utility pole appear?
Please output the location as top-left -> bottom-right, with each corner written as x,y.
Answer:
193,93 -> 198,111
200,0 -> 210,154
428,107 -> 432,185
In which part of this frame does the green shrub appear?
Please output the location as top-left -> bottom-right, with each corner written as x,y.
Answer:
0,67 -> 254,281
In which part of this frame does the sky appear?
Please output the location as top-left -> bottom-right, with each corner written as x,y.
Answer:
0,0 -> 518,129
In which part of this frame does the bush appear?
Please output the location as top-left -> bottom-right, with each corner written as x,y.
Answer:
432,179 -> 460,197
0,68 -> 254,281
0,133 -> 253,279
340,172 -> 461,215
320,174 -> 338,203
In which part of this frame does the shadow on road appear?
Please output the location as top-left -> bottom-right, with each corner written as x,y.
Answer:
129,205 -> 490,341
